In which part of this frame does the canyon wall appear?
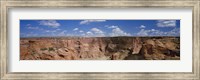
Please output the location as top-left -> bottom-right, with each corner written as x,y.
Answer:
20,37 -> 180,60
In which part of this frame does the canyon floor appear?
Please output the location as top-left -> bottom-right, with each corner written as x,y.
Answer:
20,37 -> 180,60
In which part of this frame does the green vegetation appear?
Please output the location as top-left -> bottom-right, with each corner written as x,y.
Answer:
40,48 -> 48,51
40,47 -> 55,51
48,47 -> 55,51
31,50 -> 36,55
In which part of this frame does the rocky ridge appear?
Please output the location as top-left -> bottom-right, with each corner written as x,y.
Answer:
20,37 -> 180,60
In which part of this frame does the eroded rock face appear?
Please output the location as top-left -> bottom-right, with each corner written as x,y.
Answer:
132,38 -> 142,54
20,37 -> 180,60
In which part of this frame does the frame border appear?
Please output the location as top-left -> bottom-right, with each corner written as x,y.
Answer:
1,0 -> 200,79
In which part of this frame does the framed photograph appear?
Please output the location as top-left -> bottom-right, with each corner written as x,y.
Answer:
0,0 -> 199,79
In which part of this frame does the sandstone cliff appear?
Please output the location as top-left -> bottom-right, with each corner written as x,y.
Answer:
20,37 -> 180,60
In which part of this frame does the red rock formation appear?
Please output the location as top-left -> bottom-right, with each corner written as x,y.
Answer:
132,37 -> 142,54
20,37 -> 180,60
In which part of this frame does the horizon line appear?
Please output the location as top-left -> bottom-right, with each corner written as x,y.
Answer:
20,36 -> 180,38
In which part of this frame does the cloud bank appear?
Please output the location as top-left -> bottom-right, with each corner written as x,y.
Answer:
39,20 -> 60,28
80,20 -> 106,25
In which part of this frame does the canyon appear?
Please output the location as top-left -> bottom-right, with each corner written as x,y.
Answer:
20,37 -> 180,60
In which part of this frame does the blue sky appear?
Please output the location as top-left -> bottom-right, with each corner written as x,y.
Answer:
20,20 -> 180,37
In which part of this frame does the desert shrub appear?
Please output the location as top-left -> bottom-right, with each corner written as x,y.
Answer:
48,47 -> 55,51
31,50 -> 36,55
40,48 -> 47,51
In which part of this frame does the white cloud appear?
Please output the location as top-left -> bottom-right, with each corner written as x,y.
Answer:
45,30 -> 50,32
151,29 -> 155,31
105,25 -> 131,36
79,30 -> 84,33
86,31 -> 93,35
107,25 -> 119,29
80,33 -> 86,36
27,26 -> 40,30
110,27 -> 131,36
84,28 -> 105,37
26,24 -> 31,26
26,24 -> 43,30
21,32 -> 38,37
137,28 -> 180,36
45,30 -> 57,33
139,25 -> 146,28
86,31 -> 94,37
91,28 -> 104,34
58,30 -> 67,36
137,29 -> 150,36
80,20 -> 106,25
39,20 -> 60,28
90,28 -> 105,37
157,20 -> 176,27
166,28 -> 180,36
73,28 -> 79,31
56,28 -> 61,31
